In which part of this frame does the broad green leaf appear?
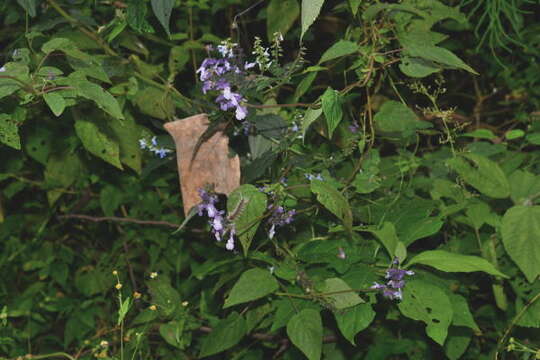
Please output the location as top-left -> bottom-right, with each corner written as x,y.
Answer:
321,278 -> 364,309
461,129 -> 497,139
0,114 -> 21,150
447,153 -> 510,198
403,42 -> 477,74
227,184 -> 267,255
271,298 -> 320,332
147,277 -> 181,318
508,170 -> 540,205
526,133 -> 540,145
287,309 -> 322,360
74,80 -> 124,120
151,0 -> 174,36
267,0 -> 299,39
16,0 -> 36,17
444,328 -> 472,360
127,0 -> 155,33
501,206 -> 540,283
399,57 -> 440,78
24,126 -> 53,165
41,38 -> 92,62
448,294 -> 479,331
374,100 -> 429,137
302,106 -> 323,139
505,129 -> 525,140
133,86 -> 174,120
406,250 -> 508,278
224,268 -> 279,308
311,180 -> 352,232
109,111 -> 142,174
168,46 -> 190,74
335,303 -> 375,345
319,40 -> 359,64
0,62 -> 29,100
301,0 -> 325,40
200,312 -> 246,358
75,119 -> 123,169
321,87 -> 342,138
159,319 -> 185,348
294,71 -> 317,102
364,222 -> 398,258
398,280 -> 453,345
43,92 -> 66,117
45,151 -> 83,204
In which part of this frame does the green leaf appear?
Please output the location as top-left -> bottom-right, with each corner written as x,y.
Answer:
74,80 -> 124,120
200,312 -> 246,357
267,0 -> 299,40
508,170 -> 540,205
501,206 -> 540,283
399,57 -> 440,78
127,0 -> 155,34
0,62 -> 30,100
148,277 -> 181,318
294,72 -> 318,102
447,153 -> 510,198
224,268 -> 279,308
406,250 -> 508,278
374,100 -> 427,137
321,87 -> 342,138
301,0 -> 325,40
398,280 -> 453,345
444,328 -> 472,360
159,319 -> 185,348
0,114 -> 21,150
302,106 -> 323,140
364,222 -> 398,258
448,294 -> 479,331
287,309 -> 322,360
402,42 -> 477,74
321,278 -> 364,309
117,297 -> 131,325
348,0 -> 362,16
335,303 -> 375,345
227,185 -> 267,255
133,86 -> 174,120
75,119 -> 123,169
461,129 -> 497,140
151,0 -> 174,36
505,129 -> 525,140
43,92 -> 66,117
319,40 -> 359,64
24,126 -> 53,165
109,111 -> 142,174
311,180 -> 352,232
16,0 -> 36,17
45,151 -> 83,204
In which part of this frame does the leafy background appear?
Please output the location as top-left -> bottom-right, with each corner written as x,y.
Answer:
1,0 -> 540,359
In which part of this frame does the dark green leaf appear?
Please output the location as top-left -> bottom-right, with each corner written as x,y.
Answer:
75,119 -> 123,169
151,0 -> 174,36
335,303 -> 375,345
200,312 -> 246,357
267,0 -> 299,39
311,180 -> 352,232
321,87 -> 342,138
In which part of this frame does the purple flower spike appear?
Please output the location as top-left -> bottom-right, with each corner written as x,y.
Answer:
372,258 -> 414,301
267,204 -> 296,239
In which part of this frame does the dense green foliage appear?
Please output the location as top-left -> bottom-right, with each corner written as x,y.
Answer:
1,0 -> 540,359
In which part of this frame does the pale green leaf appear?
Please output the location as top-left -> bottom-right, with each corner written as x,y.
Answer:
444,328 -> 472,360
449,294 -> 479,331
374,100 -> 428,137
287,309 -> 322,360
335,303 -> 375,345
301,0 -> 325,40
321,278 -> 364,309
74,80 -> 124,120
403,42 -> 477,74
447,153 -> 510,198
267,0 -> 299,39
509,170 -> 540,205
43,92 -> 66,117
365,222 -> 398,258
319,40 -> 359,64
302,106 -> 323,140
321,87 -> 342,138
501,206 -> 540,283
227,184 -> 267,255
224,268 -> 278,308
406,250 -> 508,278
398,280 -> 453,345
75,119 -> 123,169
399,57 -> 440,78
311,180 -> 352,232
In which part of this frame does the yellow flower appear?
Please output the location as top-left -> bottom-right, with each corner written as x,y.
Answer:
115,283 -> 122,290
133,292 -> 142,299
149,305 -> 157,311
112,270 -> 118,276
150,272 -> 158,279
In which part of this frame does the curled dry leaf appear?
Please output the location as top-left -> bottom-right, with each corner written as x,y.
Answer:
164,114 -> 240,215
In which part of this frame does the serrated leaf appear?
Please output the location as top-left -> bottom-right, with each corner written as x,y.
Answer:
335,303 -> 375,345
224,268 -> 278,308
151,0 -> 174,36
287,309 -> 322,360
43,92 -> 66,117
267,0 -> 299,40
301,0 -> 325,40
0,114 -> 21,150
311,180 -> 352,232
321,87 -> 342,138
227,184 -> 267,255
319,40 -> 359,64
447,153 -> 510,198
398,280 -> 453,345
321,278 -> 364,309
502,206 -> 540,283
406,250 -> 508,278
75,119 -> 123,169
200,312 -> 246,358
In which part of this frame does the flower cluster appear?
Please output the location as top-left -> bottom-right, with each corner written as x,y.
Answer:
267,204 -> 296,239
197,188 -> 235,251
139,136 -> 172,158
197,41 -> 253,121
371,258 -> 414,300
305,173 -> 324,181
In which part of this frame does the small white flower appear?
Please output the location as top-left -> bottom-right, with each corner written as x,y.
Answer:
0,66 -> 5,72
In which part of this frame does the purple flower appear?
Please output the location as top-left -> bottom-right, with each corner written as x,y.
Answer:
267,205 -> 296,238
371,258 -> 414,301
197,188 -> 237,251
225,227 -> 235,251
349,121 -> 360,133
